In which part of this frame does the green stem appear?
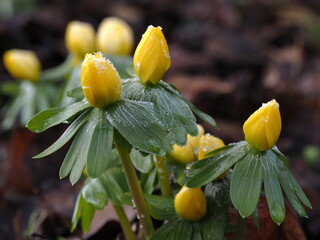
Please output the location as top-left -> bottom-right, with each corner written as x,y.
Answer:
154,156 -> 172,197
236,211 -> 246,240
114,132 -> 154,238
113,203 -> 136,240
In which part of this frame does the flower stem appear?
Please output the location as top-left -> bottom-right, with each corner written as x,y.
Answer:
154,156 -> 172,197
236,211 -> 246,240
113,203 -> 136,240
114,132 -> 154,238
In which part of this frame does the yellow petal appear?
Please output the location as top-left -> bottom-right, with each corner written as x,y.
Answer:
133,25 -> 171,84
3,49 -> 41,82
243,99 -> 282,151
174,185 -> 207,221
81,52 -> 122,109
198,134 -> 225,160
96,17 -> 134,55
65,21 -> 95,58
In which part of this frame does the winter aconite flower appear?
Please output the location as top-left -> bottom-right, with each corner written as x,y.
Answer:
198,134 -> 225,160
96,17 -> 134,55
65,21 -> 95,60
3,49 -> 41,82
174,185 -> 207,221
243,99 -> 281,151
81,52 -> 122,109
198,134 -> 227,179
169,125 -> 204,165
133,25 -> 171,84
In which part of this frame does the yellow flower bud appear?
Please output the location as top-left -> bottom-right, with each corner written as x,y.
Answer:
174,185 -> 207,221
243,99 -> 281,151
198,134 -> 225,160
65,21 -> 95,59
169,125 -> 204,165
198,134 -> 226,179
187,124 -> 205,149
81,52 -> 122,109
3,49 -> 41,82
96,17 -> 134,55
170,143 -> 196,165
133,25 -> 171,84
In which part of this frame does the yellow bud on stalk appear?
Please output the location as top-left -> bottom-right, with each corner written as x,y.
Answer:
198,134 -> 225,160
133,25 -> 171,84
174,185 -> 207,221
96,17 -> 134,55
65,21 -> 95,59
243,99 -> 282,151
3,49 -> 41,82
81,52 -> 122,109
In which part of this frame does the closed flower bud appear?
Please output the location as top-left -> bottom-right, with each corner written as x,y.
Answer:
187,124 -> 205,149
96,17 -> 134,55
81,52 -> 122,109
65,21 -> 95,60
133,25 -> 171,84
198,134 -> 225,160
174,185 -> 207,221
3,49 -> 41,82
243,99 -> 281,151
198,134 -> 226,179
169,125 -> 204,165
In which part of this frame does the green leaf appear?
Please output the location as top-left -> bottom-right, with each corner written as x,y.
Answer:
122,79 -> 198,146
230,152 -> 263,217
1,89 -> 24,130
60,66 -> 82,107
22,82 -> 37,121
41,54 -> 73,82
202,181 -> 230,240
141,167 -> 157,194
104,54 -> 133,79
145,194 -> 175,221
272,150 -> 311,217
97,168 -> 130,205
106,99 -> 172,156
186,142 -> 249,188
0,81 -> 19,96
27,99 -> 91,133
82,178 -> 109,210
59,118 -> 95,185
34,110 -> 91,158
159,81 -> 217,129
35,85 -> 51,112
130,148 -> 154,173
71,193 -> 95,233
151,217 -> 193,240
86,109 -> 114,178
261,153 -> 285,225
67,87 -> 84,99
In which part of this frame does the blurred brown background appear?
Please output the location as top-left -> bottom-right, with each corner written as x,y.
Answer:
0,0 -> 319,239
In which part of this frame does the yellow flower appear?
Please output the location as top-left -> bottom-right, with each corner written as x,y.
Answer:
187,124 -> 205,149
243,99 -> 282,151
169,125 -> 204,165
3,49 -> 41,82
96,17 -> 134,55
198,134 -> 227,179
174,185 -> 207,221
81,52 -> 122,109
133,25 -> 171,84
65,21 -> 95,60
198,134 -> 225,160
